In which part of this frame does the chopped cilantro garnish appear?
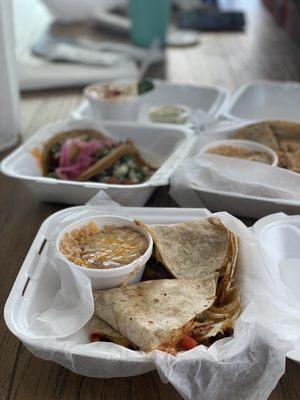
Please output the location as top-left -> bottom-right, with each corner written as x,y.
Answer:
138,79 -> 154,95
47,172 -> 58,179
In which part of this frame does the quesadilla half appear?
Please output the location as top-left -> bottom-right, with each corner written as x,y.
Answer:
268,120 -> 300,140
235,122 -> 279,151
269,121 -> 300,172
234,120 -> 300,172
136,217 -> 231,279
136,217 -> 238,303
94,276 -> 217,353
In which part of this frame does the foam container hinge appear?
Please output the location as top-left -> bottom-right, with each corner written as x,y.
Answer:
1,119 -> 196,206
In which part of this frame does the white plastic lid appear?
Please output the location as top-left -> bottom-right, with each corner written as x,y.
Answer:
224,80 -> 300,122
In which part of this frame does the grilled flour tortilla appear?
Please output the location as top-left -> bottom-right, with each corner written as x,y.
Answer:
89,314 -> 132,347
36,129 -> 155,183
94,277 -> 216,353
234,122 -> 279,151
136,217 -> 238,303
91,217 -> 240,353
235,120 -> 300,172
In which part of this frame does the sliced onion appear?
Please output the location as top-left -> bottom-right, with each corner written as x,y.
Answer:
56,139 -> 108,180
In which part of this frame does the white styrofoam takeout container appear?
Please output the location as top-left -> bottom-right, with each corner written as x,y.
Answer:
223,80 -> 300,123
57,215 -> 153,290
175,79 -> 300,218
72,80 -> 229,127
179,121 -> 300,218
4,206 -> 299,380
200,139 -> 278,167
4,206 -> 211,377
1,118 -> 194,206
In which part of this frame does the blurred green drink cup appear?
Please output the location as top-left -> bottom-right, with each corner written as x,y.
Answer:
129,0 -> 171,47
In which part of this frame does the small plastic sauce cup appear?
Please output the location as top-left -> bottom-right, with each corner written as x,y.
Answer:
200,139 -> 278,166
84,83 -> 140,122
56,215 -> 153,290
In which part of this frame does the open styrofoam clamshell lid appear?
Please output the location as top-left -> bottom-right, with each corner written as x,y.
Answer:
4,195 -> 296,399
252,213 -> 300,363
223,80 -> 300,122
72,80 -> 229,129
0,118 -> 195,206
169,120 -> 300,218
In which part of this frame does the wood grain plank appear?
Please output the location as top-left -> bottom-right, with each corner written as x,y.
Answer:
79,371 -> 181,400
9,347 -> 84,400
21,90 -> 82,141
270,360 -> 300,400
2,0 -> 300,399
0,172 -> 62,400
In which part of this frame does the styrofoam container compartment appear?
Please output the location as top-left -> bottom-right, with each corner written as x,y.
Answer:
4,206 -> 211,377
56,215 -> 153,290
4,205 -> 298,387
179,121 -> 300,218
223,80 -> 300,122
73,80 -> 229,127
252,213 -> 300,362
1,119 -> 194,206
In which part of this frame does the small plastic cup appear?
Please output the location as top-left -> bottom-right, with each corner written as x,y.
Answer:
148,104 -> 191,124
83,83 -> 140,122
200,139 -> 278,166
56,215 -> 153,290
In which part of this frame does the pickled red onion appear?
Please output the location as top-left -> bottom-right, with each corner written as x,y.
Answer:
55,139 -> 108,180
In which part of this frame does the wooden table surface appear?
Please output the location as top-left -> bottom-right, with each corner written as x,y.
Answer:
1,0 -> 300,399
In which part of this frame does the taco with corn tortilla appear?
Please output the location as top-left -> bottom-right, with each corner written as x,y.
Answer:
32,129 -> 156,183
92,281 -> 241,352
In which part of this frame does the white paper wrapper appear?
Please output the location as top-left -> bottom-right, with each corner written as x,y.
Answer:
153,324 -> 288,400
19,58 -> 138,92
10,191 -> 297,399
42,0 -> 127,22
24,222 -> 95,339
27,255 -> 94,338
150,212 -> 295,400
172,153 -> 300,202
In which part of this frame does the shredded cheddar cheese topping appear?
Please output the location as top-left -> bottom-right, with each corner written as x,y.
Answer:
59,222 -> 148,269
